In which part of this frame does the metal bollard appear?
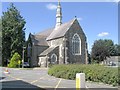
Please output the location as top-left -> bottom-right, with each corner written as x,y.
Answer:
76,73 -> 85,90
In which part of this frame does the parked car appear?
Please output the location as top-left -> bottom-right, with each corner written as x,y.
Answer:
23,62 -> 30,68
108,61 -> 116,66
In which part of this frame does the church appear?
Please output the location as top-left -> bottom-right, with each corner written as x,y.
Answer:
27,1 -> 88,67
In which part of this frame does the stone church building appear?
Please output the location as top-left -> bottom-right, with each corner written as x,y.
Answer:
27,1 -> 88,67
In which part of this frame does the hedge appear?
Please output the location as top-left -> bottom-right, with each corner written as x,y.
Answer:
48,64 -> 119,86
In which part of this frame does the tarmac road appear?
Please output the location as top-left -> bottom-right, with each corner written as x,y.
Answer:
0,67 -> 118,90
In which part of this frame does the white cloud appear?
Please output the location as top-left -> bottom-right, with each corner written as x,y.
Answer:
77,17 -> 82,21
46,3 -> 57,10
114,0 -> 120,2
105,0 -> 120,2
97,32 -> 109,37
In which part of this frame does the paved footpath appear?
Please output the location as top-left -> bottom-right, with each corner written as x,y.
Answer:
0,67 -> 118,90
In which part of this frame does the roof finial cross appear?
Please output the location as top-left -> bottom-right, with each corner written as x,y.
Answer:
58,0 -> 61,5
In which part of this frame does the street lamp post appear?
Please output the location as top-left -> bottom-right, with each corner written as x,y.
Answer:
22,46 -> 26,68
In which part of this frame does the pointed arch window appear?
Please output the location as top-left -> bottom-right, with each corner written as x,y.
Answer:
51,53 -> 57,64
72,33 -> 81,55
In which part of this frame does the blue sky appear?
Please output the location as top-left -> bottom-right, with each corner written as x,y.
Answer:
1,2 -> 118,52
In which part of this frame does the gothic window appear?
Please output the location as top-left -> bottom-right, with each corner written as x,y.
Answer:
72,33 -> 81,55
51,53 -> 57,64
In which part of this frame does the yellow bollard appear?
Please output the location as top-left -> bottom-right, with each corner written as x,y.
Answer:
76,76 -> 80,90
76,73 -> 85,90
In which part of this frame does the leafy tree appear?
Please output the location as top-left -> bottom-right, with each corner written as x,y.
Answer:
114,44 -> 120,56
0,19 -> 2,66
8,52 -> 21,68
88,53 -> 91,64
91,39 -> 114,63
2,3 -> 26,66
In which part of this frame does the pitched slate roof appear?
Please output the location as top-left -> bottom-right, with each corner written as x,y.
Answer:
39,46 -> 57,56
30,35 -> 49,46
36,28 -> 53,36
30,18 -> 76,46
30,28 -> 53,46
46,18 -> 76,41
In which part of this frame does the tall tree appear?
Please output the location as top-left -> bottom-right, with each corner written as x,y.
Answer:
91,39 -> 114,63
0,19 -> 2,66
2,3 -> 26,66
114,44 -> 120,56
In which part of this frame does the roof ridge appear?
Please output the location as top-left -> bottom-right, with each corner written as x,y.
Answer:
46,18 -> 76,41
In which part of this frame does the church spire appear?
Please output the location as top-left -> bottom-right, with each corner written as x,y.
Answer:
55,0 -> 62,28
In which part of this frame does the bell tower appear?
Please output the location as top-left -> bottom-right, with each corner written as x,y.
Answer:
55,0 -> 62,28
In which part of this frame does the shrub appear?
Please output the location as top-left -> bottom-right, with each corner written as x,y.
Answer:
48,64 -> 118,86
8,52 -> 21,68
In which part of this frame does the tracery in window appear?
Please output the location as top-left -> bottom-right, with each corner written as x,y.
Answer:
51,53 -> 57,64
72,33 -> 81,55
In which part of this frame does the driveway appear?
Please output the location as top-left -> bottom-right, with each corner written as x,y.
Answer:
0,67 -> 118,90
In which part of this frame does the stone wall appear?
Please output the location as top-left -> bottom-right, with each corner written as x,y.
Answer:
38,56 -> 47,67
47,38 -> 64,64
31,45 -> 49,67
47,19 -> 88,65
47,46 -> 59,64
30,19 -> 88,67
38,46 -> 59,67
65,19 -> 87,64
47,38 -> 64,47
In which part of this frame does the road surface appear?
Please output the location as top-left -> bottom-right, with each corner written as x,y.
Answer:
0,67 -> 118,90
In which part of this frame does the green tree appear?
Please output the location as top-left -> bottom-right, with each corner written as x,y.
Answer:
114,44 -> 120,56
8,52 -> 21,68
2,3 -> 26,66
91,39 -> 114,63
0,19 -> 2,66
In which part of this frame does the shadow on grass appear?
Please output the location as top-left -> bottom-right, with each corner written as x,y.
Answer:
2,80 -> 45,90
